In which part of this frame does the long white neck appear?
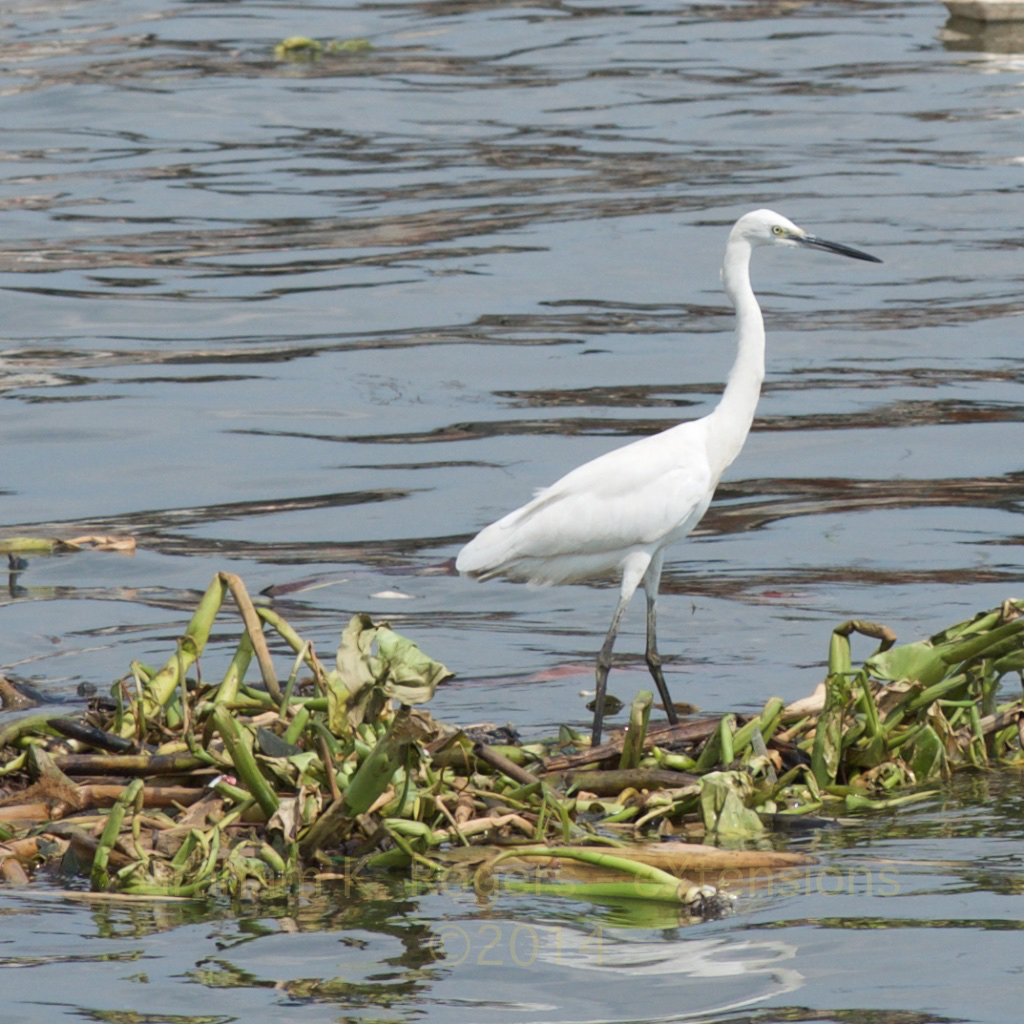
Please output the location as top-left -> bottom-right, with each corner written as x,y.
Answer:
705,232 -> 765,477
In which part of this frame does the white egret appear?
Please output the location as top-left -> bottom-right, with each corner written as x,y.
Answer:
457,209 -> 881,745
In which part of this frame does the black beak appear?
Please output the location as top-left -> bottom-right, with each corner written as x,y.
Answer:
798,234 -> 882,264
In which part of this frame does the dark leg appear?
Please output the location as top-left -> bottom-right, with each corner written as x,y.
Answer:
591,593 -> 630,747
644,589 -> 679,725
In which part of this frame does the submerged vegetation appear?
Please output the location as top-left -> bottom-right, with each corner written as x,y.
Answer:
1,570 -> 1023,909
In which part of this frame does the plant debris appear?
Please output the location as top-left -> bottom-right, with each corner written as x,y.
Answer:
0,534 -> 136,555
274,36 -> 374,61
2,574 -> 1023,911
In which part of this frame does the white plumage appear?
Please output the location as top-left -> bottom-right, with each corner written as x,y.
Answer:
457,209 -> 881,745
458,420 -> 714,585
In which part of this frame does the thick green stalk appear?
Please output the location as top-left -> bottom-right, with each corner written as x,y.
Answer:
502,879 -> 685,904
221,573 -> 282,702
811,623 -> 862,787
215,630 -> 254,705
618,691 -> 651,770
299,706 -> 415,857
478,845 -> 689,903
91,778 -> 143,891
116,575 -> 228,737
210,705 -> 280,820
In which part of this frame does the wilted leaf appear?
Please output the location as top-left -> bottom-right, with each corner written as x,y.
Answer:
0,534 -> 135,554
375,624 -> 453,703
65,534 -> 136,553
268,795 -> 301,841
258,750 -> 322,789
326,614 -> 452,735
699,772 -> 764,838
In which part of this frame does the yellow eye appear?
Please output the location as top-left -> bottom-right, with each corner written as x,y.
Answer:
772,225 -> 785,236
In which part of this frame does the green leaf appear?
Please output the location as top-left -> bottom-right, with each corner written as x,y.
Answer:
866,641 -> 948,686
905,724 -> 947,780
811,667 -> 857,788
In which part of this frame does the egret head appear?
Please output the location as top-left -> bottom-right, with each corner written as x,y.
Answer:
732,209 -> 881,263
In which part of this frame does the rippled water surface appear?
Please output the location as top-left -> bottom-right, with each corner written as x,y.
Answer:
2,0 -> 1024,1021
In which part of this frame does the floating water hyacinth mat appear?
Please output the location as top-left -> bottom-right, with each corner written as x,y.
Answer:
1,572 -> 1023,905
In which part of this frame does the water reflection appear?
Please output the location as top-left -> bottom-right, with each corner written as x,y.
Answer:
7,843 -> 1019,1024
942,15 -> 1024,55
